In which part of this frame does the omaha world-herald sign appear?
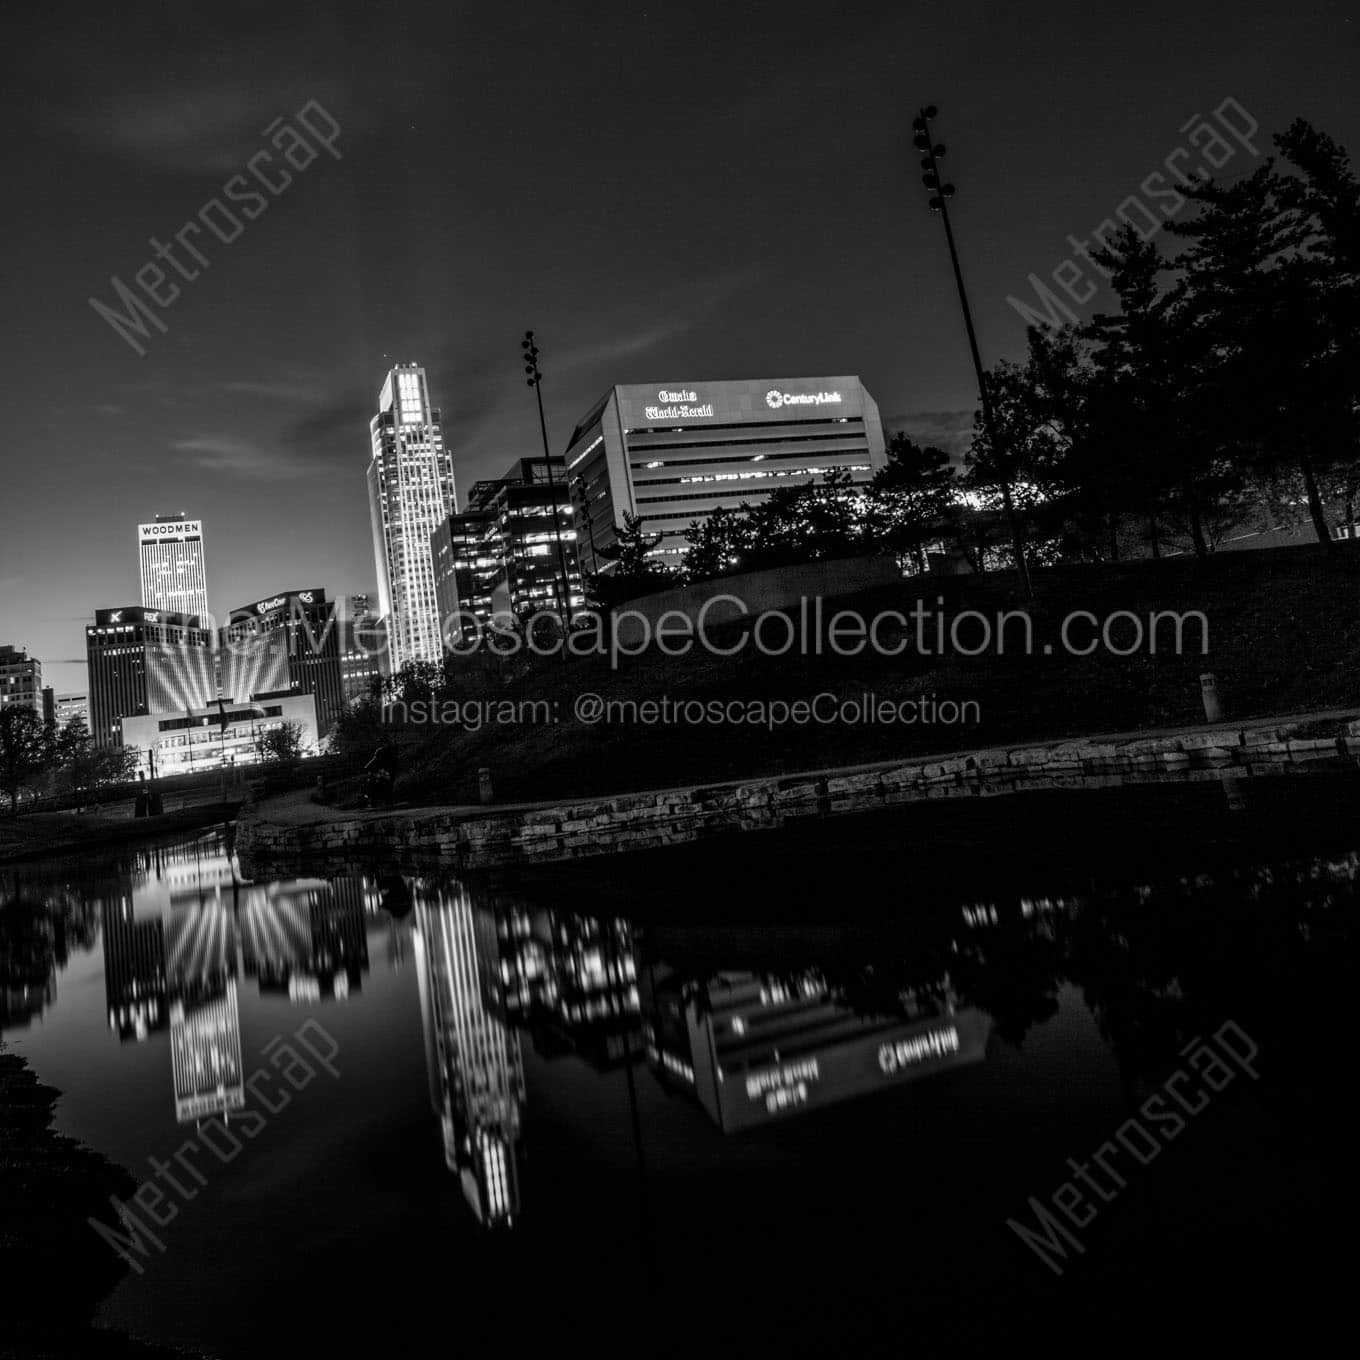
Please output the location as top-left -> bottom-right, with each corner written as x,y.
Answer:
627,377 -> 861,427
138,519 -> 202,541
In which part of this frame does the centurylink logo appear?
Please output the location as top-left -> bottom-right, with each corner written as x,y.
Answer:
766,389 -> 843,410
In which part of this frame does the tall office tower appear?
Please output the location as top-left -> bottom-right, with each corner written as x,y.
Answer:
138,515 -> 210,620
0,644 -> 42,714
85,606 -> 217,746
367,364 -> 457,669
431,455 -> 584,643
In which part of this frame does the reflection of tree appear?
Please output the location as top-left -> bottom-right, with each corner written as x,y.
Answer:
0,1045 -> 186,1356
950,910 -> 1064,1049
0,893 -> 57,1031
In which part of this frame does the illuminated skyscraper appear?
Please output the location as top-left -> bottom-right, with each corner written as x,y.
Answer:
138,515 -> 210,620
367,364 -> 457,669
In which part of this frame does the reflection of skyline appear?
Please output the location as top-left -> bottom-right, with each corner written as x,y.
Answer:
644,969 -> 990,1133
413,886 -> 525,1227
83,835 -> 376,1124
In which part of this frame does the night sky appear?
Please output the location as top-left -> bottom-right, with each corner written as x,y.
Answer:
2,0 -> 1356,693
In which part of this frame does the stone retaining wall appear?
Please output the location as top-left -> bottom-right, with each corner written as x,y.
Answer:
235,715 -> 1360,877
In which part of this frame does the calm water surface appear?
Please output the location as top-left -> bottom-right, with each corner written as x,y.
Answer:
2,774 -> 1352,1356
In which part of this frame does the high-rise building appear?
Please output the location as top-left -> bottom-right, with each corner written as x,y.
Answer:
220,588 -> 345,735
564,376 -> 888,572
340,595 -> 387,705
85,606 -> 217,746
0,644 -> 42,715
138,515 -> 210,620
431,455 -> 583,642
55,693 -> 88,729
367,364 -> 457,669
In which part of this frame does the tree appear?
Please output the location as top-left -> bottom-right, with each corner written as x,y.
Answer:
50,718 -> 137,809
255,721 -> 305,769
0,705 -> 48,815
681,505 -> 753,581
863,434 -> 960,572
586,512 -> 680,607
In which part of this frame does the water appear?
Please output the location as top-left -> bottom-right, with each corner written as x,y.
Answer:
2,773 -> 1353,1357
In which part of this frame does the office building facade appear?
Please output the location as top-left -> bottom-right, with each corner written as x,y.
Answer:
85,606 -> 216,747
139,515 -> 210,620
0,644 -> 42,715
432,455 -> 583,641
565,376 -> 887,571
367,364 -> 457,669
221,588 -> 344,735
120,692 -> 320,777
340,596 -> 387,705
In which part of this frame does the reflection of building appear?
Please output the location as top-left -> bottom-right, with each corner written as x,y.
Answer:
1,906 -> 57,1032
101,897 -> 168,1041
240,879 -> 369,1001
368,363 -> 457,669
120,693 -> 319,776
496,906 -> 642,1068
645,970 -> 989,1133
221,589 -> 344,736
431,456 -> 583,641
138,515 -> 210,619
413,886 -> 525,1226
170,980 -> 245,1122
565,376 -> 888,571
0,643 -> 43,715
85,606 -> 217,747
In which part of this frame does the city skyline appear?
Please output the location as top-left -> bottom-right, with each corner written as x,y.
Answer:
4,1 -> 1356,693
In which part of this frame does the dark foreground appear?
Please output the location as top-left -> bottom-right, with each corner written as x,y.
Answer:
0,770 -> 1352,1358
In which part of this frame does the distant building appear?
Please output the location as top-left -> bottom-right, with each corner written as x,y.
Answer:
564,376 -> 888,572
85,607 -> 216,747
220,588 -> 344,736
0,644 -> 42,716
367,364 -> 458,669
431,455 -> 584,643
55,693 -> 88,729
138,515 -> 210,620
340,596 -> 387,705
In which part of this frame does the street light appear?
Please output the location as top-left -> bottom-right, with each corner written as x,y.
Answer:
912,104 -> 1033,598
521,330 -> 574,652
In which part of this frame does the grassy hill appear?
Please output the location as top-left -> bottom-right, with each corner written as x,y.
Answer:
386,543 -> 1360,807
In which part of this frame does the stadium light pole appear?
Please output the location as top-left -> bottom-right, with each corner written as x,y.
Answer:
913,104 -> 1033,599
521,330 -> 574,653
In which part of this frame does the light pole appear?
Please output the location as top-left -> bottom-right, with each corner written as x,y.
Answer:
913,104 -> 1033,599
521,330 -> 574,652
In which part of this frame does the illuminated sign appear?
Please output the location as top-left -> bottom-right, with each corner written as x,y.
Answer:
658,388 -> 696,403
765,390 -> 842,410
139,520 -> 202,541
644,401 -> 714,421
877,1026 -> 960,1075
256,596 -> 286,614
